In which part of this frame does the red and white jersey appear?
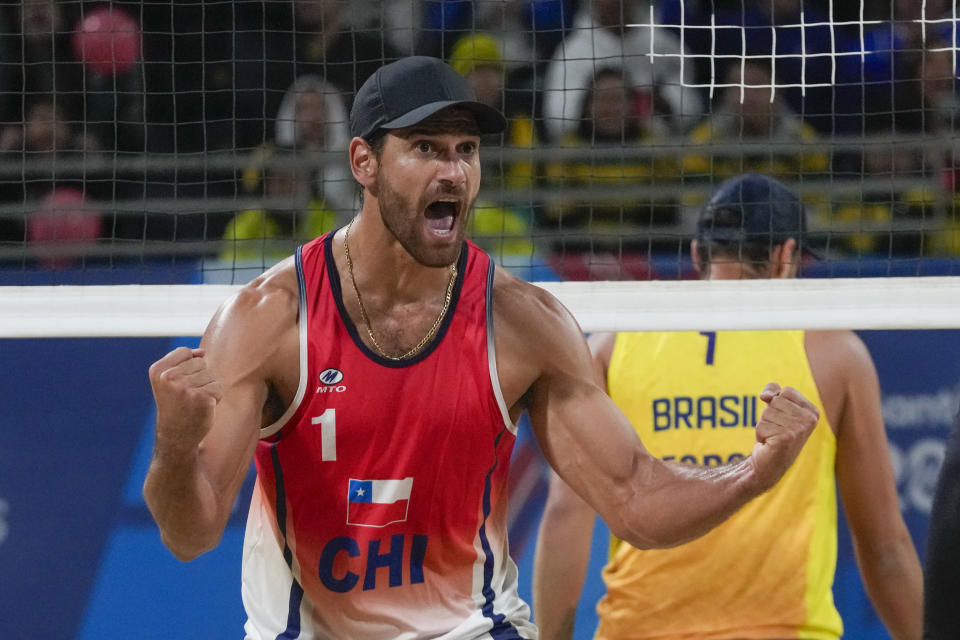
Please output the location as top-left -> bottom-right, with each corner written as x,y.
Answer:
241,232 -> 534,640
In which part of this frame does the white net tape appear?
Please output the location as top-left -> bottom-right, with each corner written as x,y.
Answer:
3,277 -> 959,338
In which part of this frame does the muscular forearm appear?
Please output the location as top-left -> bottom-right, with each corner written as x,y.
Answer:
533,478 -> 595,639
143,441 -> 230,561
539,377 -> 813,551
856,536 -> 923,640
610,456 -> 759,550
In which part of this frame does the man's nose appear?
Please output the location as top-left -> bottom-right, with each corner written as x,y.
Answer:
436,154 -> 467,187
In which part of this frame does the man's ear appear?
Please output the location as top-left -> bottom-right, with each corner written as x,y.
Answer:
769,238 -> 799,279
349,137 -> 379,193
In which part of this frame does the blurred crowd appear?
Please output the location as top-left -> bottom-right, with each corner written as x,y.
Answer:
2,0 -> 960,273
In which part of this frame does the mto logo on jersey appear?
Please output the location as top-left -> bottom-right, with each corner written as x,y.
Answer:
316,368 -> 346,393
319,368 -> 344,385
347,477 -> 413,528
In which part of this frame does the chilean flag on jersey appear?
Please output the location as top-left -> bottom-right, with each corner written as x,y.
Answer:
347,477 -> 413,528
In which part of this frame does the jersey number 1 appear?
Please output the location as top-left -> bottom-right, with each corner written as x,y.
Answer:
312,409 -> 337,461
699,331 -> 716,365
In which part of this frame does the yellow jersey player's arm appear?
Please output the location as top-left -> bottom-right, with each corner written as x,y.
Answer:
533,470 -> 594,640
808,330 -> 923,640
143,260 -> 299,561
493,271 -> 818,550
532,332 -> 616,640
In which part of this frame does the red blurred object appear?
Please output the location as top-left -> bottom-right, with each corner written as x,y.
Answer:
71,5 -> 141,76
27,188 -> 103,269
547,251 -> 658,281
942,165 -> 960,192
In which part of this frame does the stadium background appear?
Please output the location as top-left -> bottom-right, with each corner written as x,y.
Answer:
1,0 -> 960,637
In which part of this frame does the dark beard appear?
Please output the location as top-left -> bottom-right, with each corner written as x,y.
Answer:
376,170 -> 473,268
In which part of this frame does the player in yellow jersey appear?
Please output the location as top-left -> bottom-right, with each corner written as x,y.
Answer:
533,173 -> 923,640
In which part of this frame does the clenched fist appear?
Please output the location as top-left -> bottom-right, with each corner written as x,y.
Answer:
751,382 -> 820,492
148,346 -> 224,454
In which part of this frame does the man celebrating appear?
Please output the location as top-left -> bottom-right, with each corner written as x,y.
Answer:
144,59 -> 819,639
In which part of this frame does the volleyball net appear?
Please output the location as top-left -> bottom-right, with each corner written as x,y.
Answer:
2,0 -> 960,336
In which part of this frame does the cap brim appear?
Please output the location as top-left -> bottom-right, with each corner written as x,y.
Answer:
379,100 -> 506,135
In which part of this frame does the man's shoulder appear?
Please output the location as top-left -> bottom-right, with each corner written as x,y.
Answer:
489,267 -> 595,405
805,329 -> 865,355
200,257 -> 300,379
224,257 -> 300,329
804,329 -> 874,379
491,266 -> 566,318
490,267 -> 587,358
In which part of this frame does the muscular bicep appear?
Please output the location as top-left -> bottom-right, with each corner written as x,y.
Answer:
521,307 -> 652,537
493,275 -> 741,549
196,282 -> 297,500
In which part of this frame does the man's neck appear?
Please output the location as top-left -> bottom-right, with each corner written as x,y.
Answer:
344,209 -> 454,305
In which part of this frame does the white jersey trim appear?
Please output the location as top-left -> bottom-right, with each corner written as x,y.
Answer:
260,246 -> 309,439
486,262 -> 518,436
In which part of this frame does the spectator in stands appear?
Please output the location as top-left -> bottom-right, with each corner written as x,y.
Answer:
543,0 -> 702,141
0,97 -> 105,261
449,33 -> 507,113
766,0 -> 865,135
920,42 -> 960,255
543,66 -> 679,260
226,74 -> 352,262
446,33 -> 544,275
684,60 -> 828,181
908,41 -> 960,256
2,1 -> 144,153
657,0 -> 769,93
404,0 -> 573,65
0,99 -> 98,159
223,145 -> 338,263
448,33 -> 539,189
829,40 -> 948,258
829,146 -> 929,256
272,75 -> 354,213
233,0 -> 401,148
2,0 -> 83,126
657,0 -> 920,137
920,43 -> 960,137
855,0 -> 956,139
0,98 -> 102,205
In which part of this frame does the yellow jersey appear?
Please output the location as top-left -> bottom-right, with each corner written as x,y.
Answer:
597,330 -> 841,640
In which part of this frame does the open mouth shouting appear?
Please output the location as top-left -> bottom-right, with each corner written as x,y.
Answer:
424,198 -> 462,237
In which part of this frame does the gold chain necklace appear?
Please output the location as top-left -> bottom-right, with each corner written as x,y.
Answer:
343,220 -> 457,360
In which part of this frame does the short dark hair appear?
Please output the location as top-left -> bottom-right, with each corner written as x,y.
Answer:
367,131 -> 387,158
696,238 -> 780,268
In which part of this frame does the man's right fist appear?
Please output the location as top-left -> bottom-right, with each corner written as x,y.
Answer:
148,347 -> 223,451
750,383 -> 820,492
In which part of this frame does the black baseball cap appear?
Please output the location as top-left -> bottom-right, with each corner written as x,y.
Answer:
350,56 -> 507,141
696,173 -> 819,257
